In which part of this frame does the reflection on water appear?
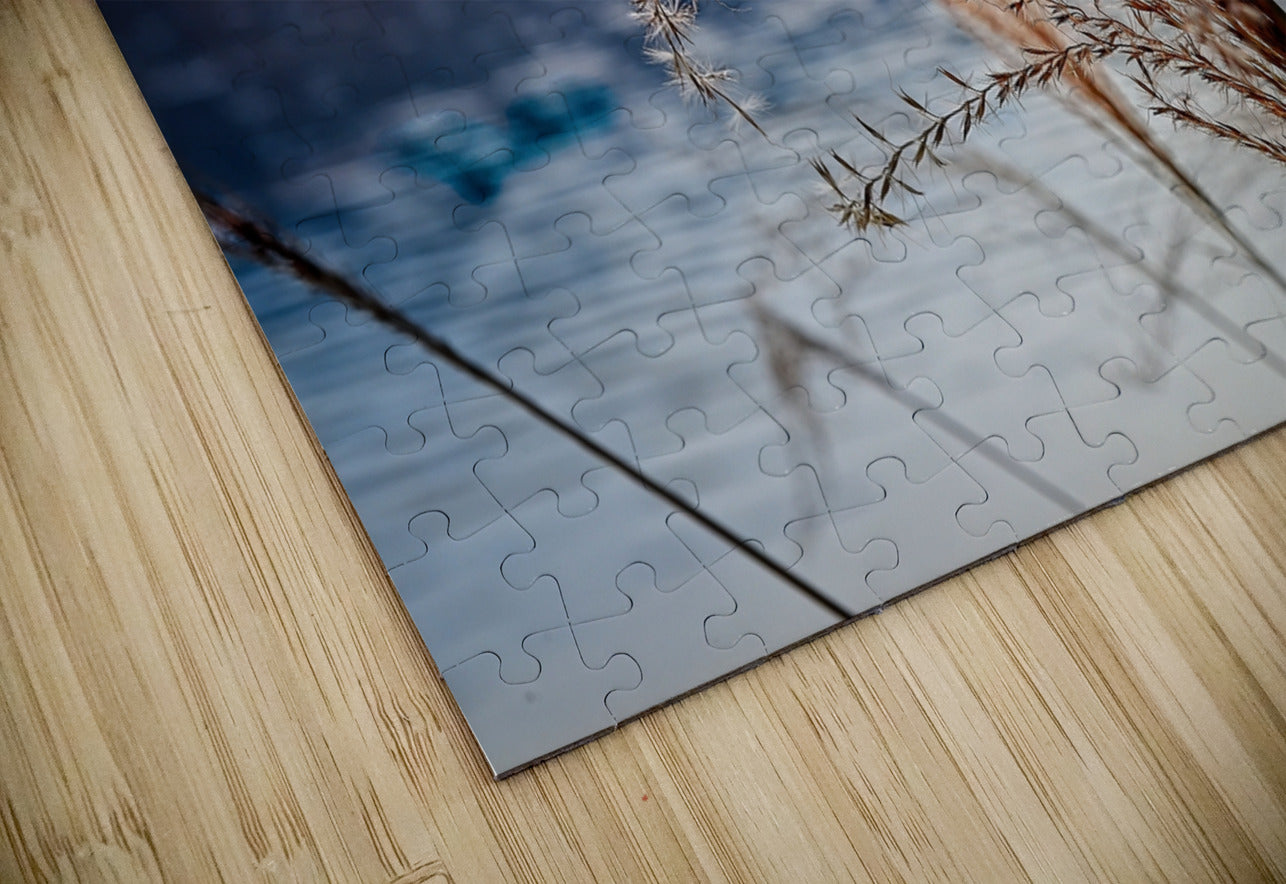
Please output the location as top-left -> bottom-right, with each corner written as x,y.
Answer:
387,80 -> 617,203
103,0 -> 1286,774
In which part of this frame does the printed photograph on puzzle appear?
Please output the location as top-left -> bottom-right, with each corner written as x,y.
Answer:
100,0 -> 1286,775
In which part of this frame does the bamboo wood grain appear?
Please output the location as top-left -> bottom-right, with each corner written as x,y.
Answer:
1,1 -> 1283,880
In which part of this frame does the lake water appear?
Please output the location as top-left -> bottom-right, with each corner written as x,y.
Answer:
103,0 -> 1286,775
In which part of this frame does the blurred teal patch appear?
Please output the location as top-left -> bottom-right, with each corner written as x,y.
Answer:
388,81 -> 616,204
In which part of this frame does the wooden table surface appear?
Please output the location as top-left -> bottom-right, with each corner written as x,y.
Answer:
3,2 -> 1285,880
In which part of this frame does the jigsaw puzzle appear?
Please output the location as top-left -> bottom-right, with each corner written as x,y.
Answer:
102,0 -> 1286,776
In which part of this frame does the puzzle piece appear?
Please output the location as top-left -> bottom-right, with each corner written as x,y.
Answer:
995,279 -> 1177,408
502,468 -> 704,623
384,284 -> 581,404
230,262 -> 327,356
782,512 -> 897,608
324,404 -> 506,567
572,309 -> 760,458
631,192 -> 740,282
955,409 -> 1135,539
359,208 -> 520,308
523,217 -> 690,356
358,2 -> 525,97
831,458 -> 1014,600
1230,183 -> 1286,232
992,92 -> 1131,185
886,311 -> 1063,461
701,546 -> 847,654
1137,270 -> 1281,367
393,512 -> 565,683
724,317 -> 858,413
704,199 -> 820,301
759,364 -> 949,511
573,564 -> 766,720
443,626 -> 640,777
954,168 -> 1141,310
709,290 -> 874,412
276,301 -> 439,452
640,406 -> 816,564
439,353 -> 615,517
814,234 -> 993,359
1185,335 -> 1286,439
1071,357 -> 1244,491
